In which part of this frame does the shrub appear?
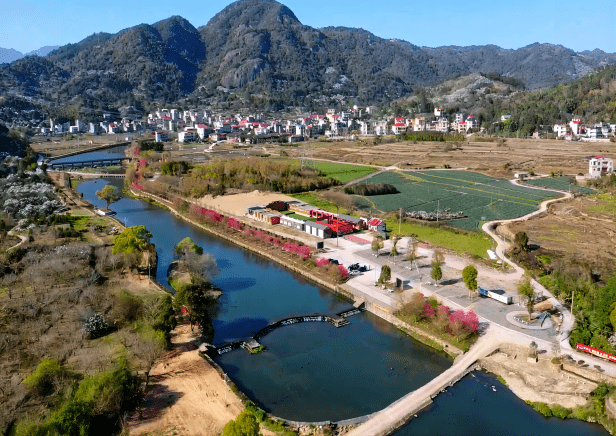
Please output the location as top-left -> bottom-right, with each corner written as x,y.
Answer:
82,313 -> 109,339
112,290 -> 143,326
344,183 -> 399,196
551,404 -> 572,419
337,264 -> 349,278
529,401 -> 553,417
315,257 -> 330,267
6,246 -> 26,263
23,359 -> 70,396
266,201 -> 289,211
227,217 -> 243,230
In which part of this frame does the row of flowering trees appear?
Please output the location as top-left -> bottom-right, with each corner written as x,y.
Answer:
400,292 -> 479,341
171,197 -> 318,263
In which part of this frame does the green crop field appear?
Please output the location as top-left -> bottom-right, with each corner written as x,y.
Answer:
523,176 -> 596,194
353,170 -> 560,231
273,159 -> 377,183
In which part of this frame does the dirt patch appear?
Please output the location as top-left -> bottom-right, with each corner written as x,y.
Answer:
504,195 -> 616,271
196,190 -> 299,217
128,324 -> 245,436
293,138 -> 611,176
481,349 -> 596,409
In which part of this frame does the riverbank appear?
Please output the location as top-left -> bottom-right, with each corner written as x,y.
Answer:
129,188 -> 466,358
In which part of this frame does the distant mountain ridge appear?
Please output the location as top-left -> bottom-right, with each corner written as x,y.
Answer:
1,0 -> 615,113
0,46 -> 60,64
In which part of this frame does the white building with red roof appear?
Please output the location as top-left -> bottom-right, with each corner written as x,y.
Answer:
570,118 -> 582,135
368,218 -> 386,232
391,123 -> 407,134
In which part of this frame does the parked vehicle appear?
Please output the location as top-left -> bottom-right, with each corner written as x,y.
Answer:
478,287 -> 513,304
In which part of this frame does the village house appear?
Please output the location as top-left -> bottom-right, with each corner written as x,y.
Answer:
178,128 -> 197,143
589,155 -> 614,178
368,218 -> 386,232
570,118 -> 582,135
154,131 -> 168,143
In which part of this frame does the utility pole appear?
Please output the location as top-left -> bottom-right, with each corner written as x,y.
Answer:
336,205 -> 339,247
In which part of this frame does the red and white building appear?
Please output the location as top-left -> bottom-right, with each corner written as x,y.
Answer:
570,118 -> 582,135
368,218 -> 386,232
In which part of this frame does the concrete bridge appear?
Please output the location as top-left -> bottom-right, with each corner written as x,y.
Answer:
43,142 -> 132,160
344,331 -> 501,436
48,156 -> 130,170
206,308 -> 363,356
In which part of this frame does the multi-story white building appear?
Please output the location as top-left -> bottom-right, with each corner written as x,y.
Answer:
154,131 -> 168,143
589,155 -> 614,178
553,123 -> 568,137
178,128 -> 197,143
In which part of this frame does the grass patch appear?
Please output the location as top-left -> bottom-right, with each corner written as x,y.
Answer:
587,193 -> 616,214
497,375 -> 508,387
66,215 -> 109,233
396,315 -> 477,352
288,192 -> 349,214
71,179 -> 83,189
273,158 -> 378,183
387,219 -> 492,258
245,401 -> 297,436
284,213 -> 316,221
250,345 -> 265,354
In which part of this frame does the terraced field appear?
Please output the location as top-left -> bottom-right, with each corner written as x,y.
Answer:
523,176 -> 596,194
354,170 -> 559,231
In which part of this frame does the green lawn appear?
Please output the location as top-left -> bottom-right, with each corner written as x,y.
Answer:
273,158 -> 378,183
288,192 -> 350,214
386,219 -> 493,258
284,213 -> 317,221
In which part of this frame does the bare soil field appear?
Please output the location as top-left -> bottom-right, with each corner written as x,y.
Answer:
481,348 -> 597,409
127,324 -> 264,436
296,138 -> 614,176
503,195 -> 616,271
196,190 -> 299,217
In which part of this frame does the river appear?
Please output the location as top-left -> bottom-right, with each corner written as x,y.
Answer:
77,178 -> 609,434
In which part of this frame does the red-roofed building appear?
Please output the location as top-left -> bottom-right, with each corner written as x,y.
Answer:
368,218 -> 386,232
391,123 -> 407,134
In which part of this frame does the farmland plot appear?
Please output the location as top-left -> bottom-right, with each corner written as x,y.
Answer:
524,176 -> 595,194
353,170 -> 559,231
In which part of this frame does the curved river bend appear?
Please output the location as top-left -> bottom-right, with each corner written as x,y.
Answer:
78,179 -> 609,434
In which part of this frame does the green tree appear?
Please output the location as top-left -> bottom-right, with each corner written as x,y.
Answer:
222,410 -> 261,436
96,184 -> 120,209
379,265 -> 391,283
518,275 -> 535,320
113,226 -> 153,256
431,264 -> 443,283
175,282 -> 217,337
462,265 -> 478,298
406,238 -> 418,268
514,231 -> 529,252
371,235 -> 384,257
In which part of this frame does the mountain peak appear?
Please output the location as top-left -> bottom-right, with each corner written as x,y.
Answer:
205,0 -> 300,30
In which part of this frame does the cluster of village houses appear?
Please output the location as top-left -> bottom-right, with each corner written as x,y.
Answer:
246,199 -> 386,240
40,105 -> 616,144
40,106 -> 484,143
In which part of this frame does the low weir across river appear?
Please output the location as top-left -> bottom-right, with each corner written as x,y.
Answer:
206,308 -> 364,356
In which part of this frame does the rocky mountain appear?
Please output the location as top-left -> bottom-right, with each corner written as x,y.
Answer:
0,0 -> 615,114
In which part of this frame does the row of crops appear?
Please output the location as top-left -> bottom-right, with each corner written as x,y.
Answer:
352,170 -> 561,231
523,176 -> 596,194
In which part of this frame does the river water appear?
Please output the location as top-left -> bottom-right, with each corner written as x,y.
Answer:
77,179 -> 609,433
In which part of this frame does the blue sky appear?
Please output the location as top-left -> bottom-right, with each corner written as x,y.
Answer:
1,0 -> 615,53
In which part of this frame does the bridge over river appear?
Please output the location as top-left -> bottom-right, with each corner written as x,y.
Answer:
344,331 -> 501,436
205,307 -> 364,356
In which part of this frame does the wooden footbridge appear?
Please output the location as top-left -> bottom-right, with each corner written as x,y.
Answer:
205,307 -> 364,357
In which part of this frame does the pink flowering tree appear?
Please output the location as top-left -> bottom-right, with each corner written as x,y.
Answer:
462,310 -> 479,334
272,238 -> 282,246
227,217 -> 243,230
315,257 -> 330,267
423,302 -> 435,319
434,305 -> 451,332
297,246 -> 312,259
337,264 -> 349,278
137,159 -> 149,171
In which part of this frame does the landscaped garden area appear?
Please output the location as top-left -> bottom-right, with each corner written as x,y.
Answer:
351,170 -> 559,231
